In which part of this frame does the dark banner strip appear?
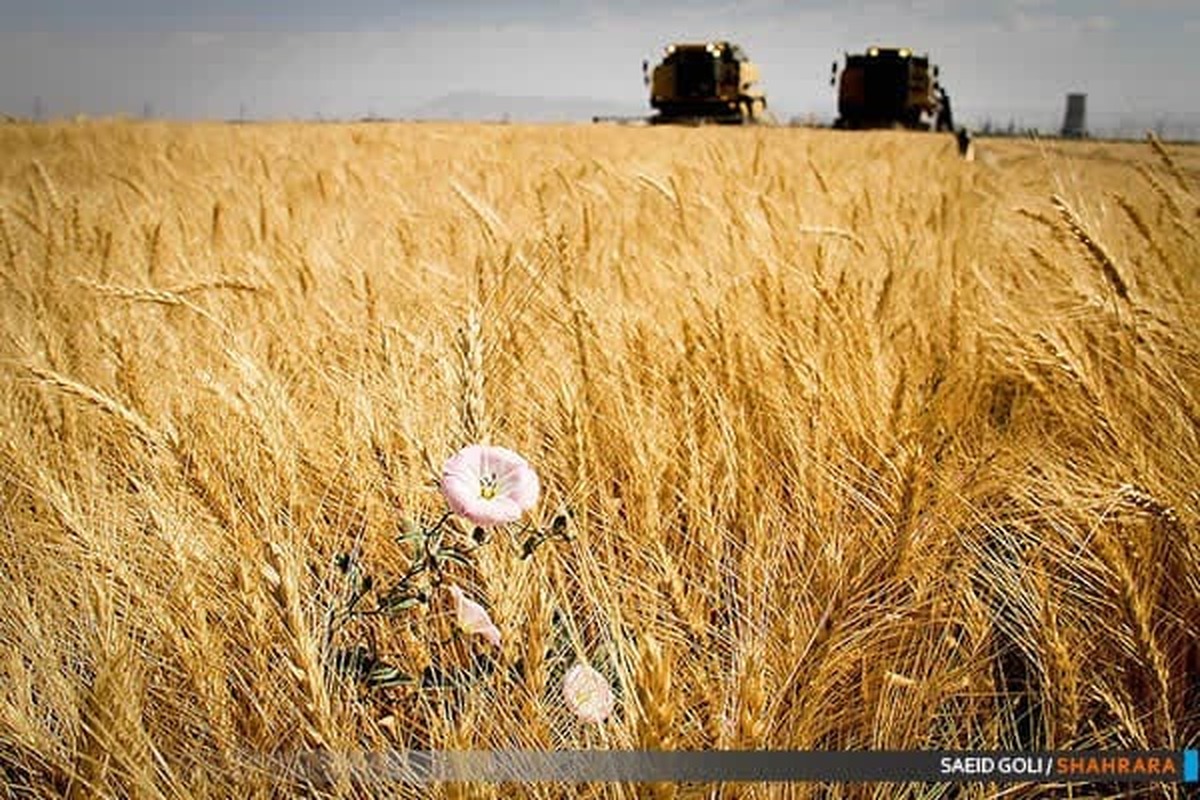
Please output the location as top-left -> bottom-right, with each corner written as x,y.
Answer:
256,750 -> 1194,784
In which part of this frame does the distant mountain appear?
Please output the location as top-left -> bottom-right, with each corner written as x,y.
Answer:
404,91 -> 645,123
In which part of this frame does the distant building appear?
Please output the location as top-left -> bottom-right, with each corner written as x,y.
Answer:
1061,93 -> 1087,138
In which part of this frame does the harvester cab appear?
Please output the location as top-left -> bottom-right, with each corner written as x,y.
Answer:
647,41 -> 769,125
832,46 -> 955,133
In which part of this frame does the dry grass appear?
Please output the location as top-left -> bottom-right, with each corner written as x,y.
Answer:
0,120 -> 1198,799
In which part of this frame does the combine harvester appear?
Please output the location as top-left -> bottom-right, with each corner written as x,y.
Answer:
830,46 -> 971,154
594,41 -> 773,126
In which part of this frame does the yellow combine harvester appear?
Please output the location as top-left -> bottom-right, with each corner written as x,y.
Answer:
831,46 -> 955,132
643,41 -> 770,125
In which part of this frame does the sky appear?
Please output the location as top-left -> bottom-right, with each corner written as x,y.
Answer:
1,1 -> 1196,133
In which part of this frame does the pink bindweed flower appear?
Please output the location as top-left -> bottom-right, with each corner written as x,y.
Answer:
441,444 -> 540,528
447,585 -> 501,648
563,662 -> 614,724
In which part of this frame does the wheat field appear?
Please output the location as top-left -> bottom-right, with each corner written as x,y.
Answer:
0,119 -> 1197,799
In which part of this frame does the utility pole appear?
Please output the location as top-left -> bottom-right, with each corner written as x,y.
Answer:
33,95 -> 44,122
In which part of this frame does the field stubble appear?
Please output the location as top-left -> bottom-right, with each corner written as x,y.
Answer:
0,120 -> 1198,798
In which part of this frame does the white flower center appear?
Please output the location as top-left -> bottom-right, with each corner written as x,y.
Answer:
479,473 -> 498,500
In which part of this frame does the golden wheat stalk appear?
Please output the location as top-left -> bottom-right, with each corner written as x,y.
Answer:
74,278 -> 186,306
23,363 -> 167,448
107,171 -> 152,202
165,277 -> 264,295
72,278 -> 232,334
70,579 -> 162,799
31,159 -> 63,212
636,172 -> 677,204
451,180 -> 508,248
0,207 -> 18,266
1015,206 -> 1063,236
796,225 -> 867,253
735,651 -> 768,749
1135,162 -> 1184,219
259,541 -> 337,752
1146,131 -> 1192,197
1050,194 -> 1131,302
454,307 -> 488,446
1094,526 -> 1177,747
1111,191 -> 1170,266
635,634 -> 678,799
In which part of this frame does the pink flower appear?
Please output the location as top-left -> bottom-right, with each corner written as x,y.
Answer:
441,444 -> 540,528
563,662 -> 614,724
447,585 -> 501,648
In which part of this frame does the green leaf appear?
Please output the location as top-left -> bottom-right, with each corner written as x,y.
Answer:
378,588 -> 426,614
366,664 -> 415,689
333,646 -> 373,678
396,517 -> 427,545
333,647 -> 415,690
436,547 -> 474,568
